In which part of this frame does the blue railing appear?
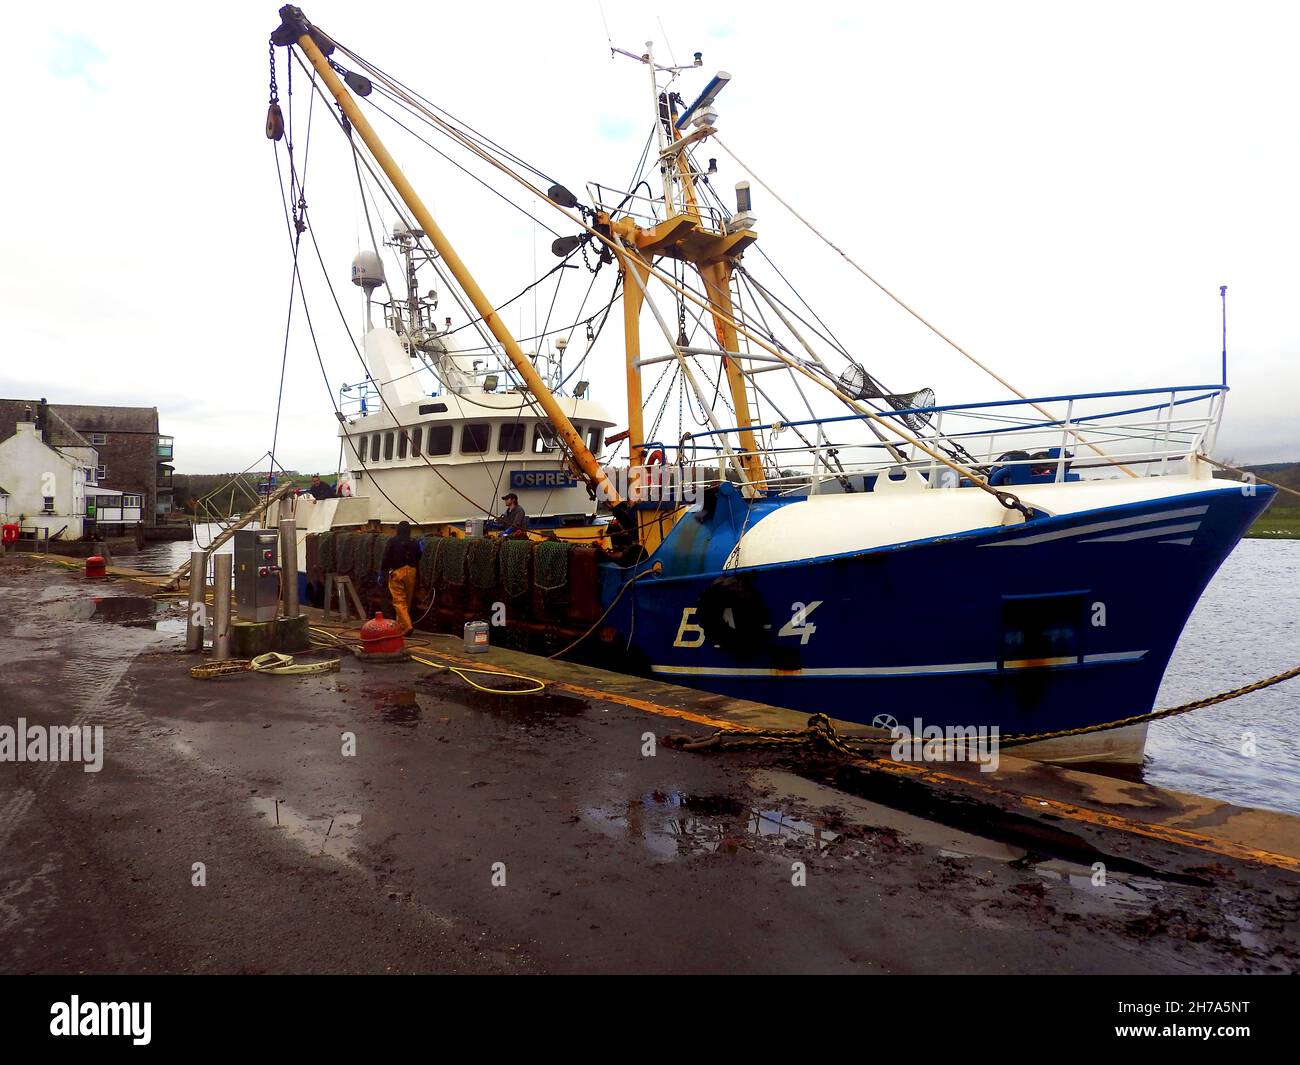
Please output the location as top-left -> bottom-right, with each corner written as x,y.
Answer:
636,384 -> 1227,491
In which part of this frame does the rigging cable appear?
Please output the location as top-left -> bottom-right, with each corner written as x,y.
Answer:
713,135 -> 1136,477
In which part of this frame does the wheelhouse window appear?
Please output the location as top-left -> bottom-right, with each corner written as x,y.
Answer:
587,427 -> 603,453
358,436 -> 368,462
398,430 -> 409,459
383,432 -> 395,460
426,425 -> 452,456
462,423 -> 490,454
499,423 -> 525,454
371,433 -> 381,461
411,427 -> 422,457
532,424 -> 558,453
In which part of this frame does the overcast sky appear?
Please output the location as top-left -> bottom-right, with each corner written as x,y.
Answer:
3,0 -> 1297,473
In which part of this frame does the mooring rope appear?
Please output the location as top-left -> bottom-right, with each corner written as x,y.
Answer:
1198,454 -> 1300,502
663,664 -> 1300,756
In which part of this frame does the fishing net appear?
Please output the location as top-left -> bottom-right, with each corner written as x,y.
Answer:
500,540 -> 532,598
436,536 -> 470,587
336,532 -> 358,577
534,540 -> 571,591
318,531 -> 336,573
372,534 -> 392,576
418,536 -> 441,588
352,534 -> 378,581
837,363 -> 935,431
468,537 -> 502,591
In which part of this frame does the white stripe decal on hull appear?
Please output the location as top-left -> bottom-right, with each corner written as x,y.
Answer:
982,505 -> 1209,547
1080,521 -> 1201,544
650,650 -> 1147,679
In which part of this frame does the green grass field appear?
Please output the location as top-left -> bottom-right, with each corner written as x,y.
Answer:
1247,503 -> 1300,539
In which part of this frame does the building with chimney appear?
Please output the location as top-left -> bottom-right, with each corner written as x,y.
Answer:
0,398 -> 173,525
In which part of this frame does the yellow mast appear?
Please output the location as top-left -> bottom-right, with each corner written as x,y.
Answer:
275,6 -> 630,521
666,97 -> 764,489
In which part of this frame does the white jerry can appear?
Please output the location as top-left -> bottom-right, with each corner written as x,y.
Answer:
463,620 -> 490,653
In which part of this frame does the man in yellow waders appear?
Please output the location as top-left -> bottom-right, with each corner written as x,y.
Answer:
381,521 -> 422,634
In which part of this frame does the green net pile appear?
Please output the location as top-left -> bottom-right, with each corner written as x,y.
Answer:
435,536 -> 470,587
500,540 -> 532,597
468,538 -> 502,591
418,537 -> 441,588
336,532 -> 358,576
372,534 -> 392,576
534,540 -> 572,591
318,531 -> 336,573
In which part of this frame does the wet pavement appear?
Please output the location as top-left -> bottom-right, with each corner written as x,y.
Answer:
1,554 -> 1297,974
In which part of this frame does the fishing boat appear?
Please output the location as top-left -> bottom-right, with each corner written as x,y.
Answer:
268,5 -> 1274,764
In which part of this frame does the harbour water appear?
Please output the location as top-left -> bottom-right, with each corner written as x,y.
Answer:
126,526 -> 1298,815
1149,538 -> 1300,817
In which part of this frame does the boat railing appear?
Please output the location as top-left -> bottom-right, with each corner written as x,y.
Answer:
632,384 -> 1228,498
339,379 -> 383,417
588,183 -> 731,233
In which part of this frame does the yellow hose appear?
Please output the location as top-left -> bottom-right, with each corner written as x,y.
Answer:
309,626 -> 546,695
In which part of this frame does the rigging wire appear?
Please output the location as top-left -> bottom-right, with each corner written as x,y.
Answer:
713,135 -> 1136,477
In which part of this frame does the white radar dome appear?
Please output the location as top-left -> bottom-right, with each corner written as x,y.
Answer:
350,250 -> 386,292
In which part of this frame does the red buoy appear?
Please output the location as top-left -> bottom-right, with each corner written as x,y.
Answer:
85,555 -> 107,579
359,612 -> 405,655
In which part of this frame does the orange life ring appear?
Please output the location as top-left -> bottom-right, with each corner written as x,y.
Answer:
645,448 -> 665,466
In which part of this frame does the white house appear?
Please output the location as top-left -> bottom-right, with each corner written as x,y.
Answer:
0,416 -> 100,540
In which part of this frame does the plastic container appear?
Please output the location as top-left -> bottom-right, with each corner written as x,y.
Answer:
463,620 -> 489,653
465,518 -> 486,538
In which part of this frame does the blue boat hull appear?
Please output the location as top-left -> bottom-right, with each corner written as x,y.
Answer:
596,485 -> 1273,742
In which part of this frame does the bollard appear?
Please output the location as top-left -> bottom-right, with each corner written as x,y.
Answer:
185,549 -> 207,653
278,518 -> 299,619
213,553 -> 232,661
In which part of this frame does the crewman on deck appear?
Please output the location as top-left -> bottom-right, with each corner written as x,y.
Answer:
307,474 -> 336,500
496,493 -> 529,537
382,521 -> 422,634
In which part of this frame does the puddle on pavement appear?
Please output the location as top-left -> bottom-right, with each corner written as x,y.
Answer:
582,790 -> 870,864
45,594 -> 186,632
417,672 -> 587,726
364,688 -> 423,728
249,797 -> 360,868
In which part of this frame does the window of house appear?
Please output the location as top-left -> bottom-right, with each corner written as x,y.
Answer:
123,495 -> 141,508
383,432 -> 395,460
398,430 -> 409,459
461,423 -> 490,454
94,465 -> 107,482
532,423 -> 558,453
426,425 -> 452,456
499,423 -> 525,453
411,427 -> 422,457
90,432 -> 108,445
43,496 -> 55,513
358,435 -> 368,462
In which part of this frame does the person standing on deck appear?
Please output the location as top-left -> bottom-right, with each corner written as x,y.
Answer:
382,521 -> 422,634
496,493 -> 529,537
